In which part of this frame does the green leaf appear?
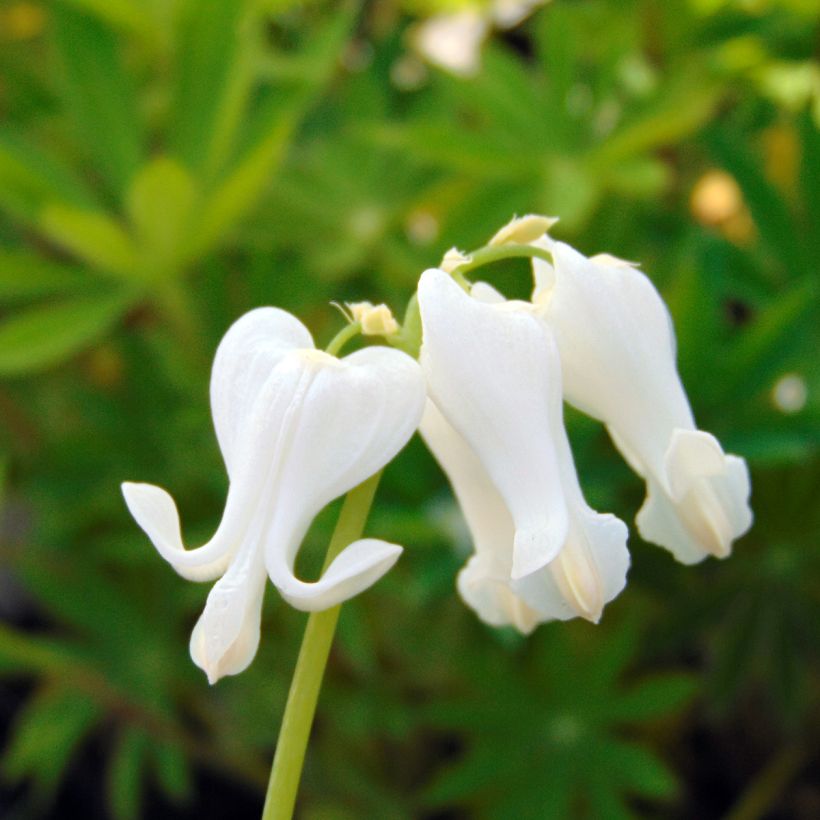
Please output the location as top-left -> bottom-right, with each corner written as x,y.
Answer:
602,739 -> 679,799
0,129 -> 96,222
108,728 -> 148,820
724,281 -> 817,398
190,5 -> 357,258
150,741 -> 193,804
52,3 -> 143,196
0,291 -> 135,375
610,674 -> 698,721
39,204 -> 139,280
126,157 -> 197,277
61,0 -> 161,42
0,250 -> 88,303
590,69 -> 721,168
190,105 -> 295,259
168,0 -> 256,178
3,684 -> 100,797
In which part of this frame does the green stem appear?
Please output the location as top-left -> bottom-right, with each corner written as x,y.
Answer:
261,472 -> 382,820
324,321 -> 361,357
454,242 -> 553,277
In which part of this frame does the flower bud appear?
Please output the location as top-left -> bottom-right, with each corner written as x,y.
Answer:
347,302 -> 400,336
490,214 -> 557,246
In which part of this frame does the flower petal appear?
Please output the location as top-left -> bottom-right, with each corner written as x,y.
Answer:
121,482 -> 232,581
421,401 -> 537,630
515,508 -> 629,624
210,307 -> 314,475
189,530 -> 267,684
458,555 -> 542,634
418,268 -> 569,579
277,538 -> 403,612
422,398 -> 629,629
263,347 -> 426,610
544,240 -> 690,464
121,345 -> 318,582
637,430 -> 752,563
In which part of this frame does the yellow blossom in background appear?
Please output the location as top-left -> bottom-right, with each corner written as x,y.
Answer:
690,169 -> 755,245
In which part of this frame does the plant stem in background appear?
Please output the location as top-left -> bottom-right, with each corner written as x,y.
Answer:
261,472 -> 382,820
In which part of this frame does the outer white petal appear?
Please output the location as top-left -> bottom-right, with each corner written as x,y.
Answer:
264,347 -> 426,611
421,401 -> 541,632
121,352 -> 313,582
544,240 -> 691,469
210,307 -> 313,475
189,517 -> 267,684
419,268 -> 568,580
277,538 -> 403,612
470,280 -> 506,304
121,482 -> 232,581
530,235 -> 557,303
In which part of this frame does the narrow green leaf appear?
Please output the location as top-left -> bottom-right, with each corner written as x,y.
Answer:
126,157 -> 197,277
0,129 -> 96,222
150,741 -> 192,803
724,281 -> 817,398
40,204 -> 139,280
0,291 -> 135,375
610,674 -> 698,722
0,250 -> 88,303
603,740 -> 678,799
590,70 -> 720,168
3,684 -> 100,796
52,3 -> 143,196
61,0 -> 160,41
168,0 -> 256,178
190,108 -> 295,259
108,728 -> 148,820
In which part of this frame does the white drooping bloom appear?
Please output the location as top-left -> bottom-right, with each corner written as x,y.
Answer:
418,269 -> 629,629
122,308 -> 425,683
532,236 -> 753,564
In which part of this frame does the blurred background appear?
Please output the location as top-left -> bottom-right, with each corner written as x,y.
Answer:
0,0 -> 819,817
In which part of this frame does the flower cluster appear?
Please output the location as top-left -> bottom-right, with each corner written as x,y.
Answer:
420,216 -> 752,633
122,215 -> 752,681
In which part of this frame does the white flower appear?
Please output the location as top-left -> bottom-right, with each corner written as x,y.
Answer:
122,308 -> 425,683
411,9 -> 488,77
418,269 -> 629,629
411,0 -> 547,77
533,237 -> 753,564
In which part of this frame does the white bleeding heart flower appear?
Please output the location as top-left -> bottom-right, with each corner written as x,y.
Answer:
418,269 -> 629,629
122,308 -> 425,683
532,236 -> 753,564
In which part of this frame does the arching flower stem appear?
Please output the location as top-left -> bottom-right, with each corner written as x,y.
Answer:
262,471 -> 382,820
452,242 -> 553,278
324,320 -> 362,357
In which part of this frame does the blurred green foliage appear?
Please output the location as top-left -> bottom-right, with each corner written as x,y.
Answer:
0,0 -> 818,818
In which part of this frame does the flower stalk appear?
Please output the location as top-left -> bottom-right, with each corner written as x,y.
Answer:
452,242 -> 553,278
262,471 -> 382,820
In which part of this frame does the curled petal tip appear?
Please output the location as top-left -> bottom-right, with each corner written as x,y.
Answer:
272,539 -> 403,613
